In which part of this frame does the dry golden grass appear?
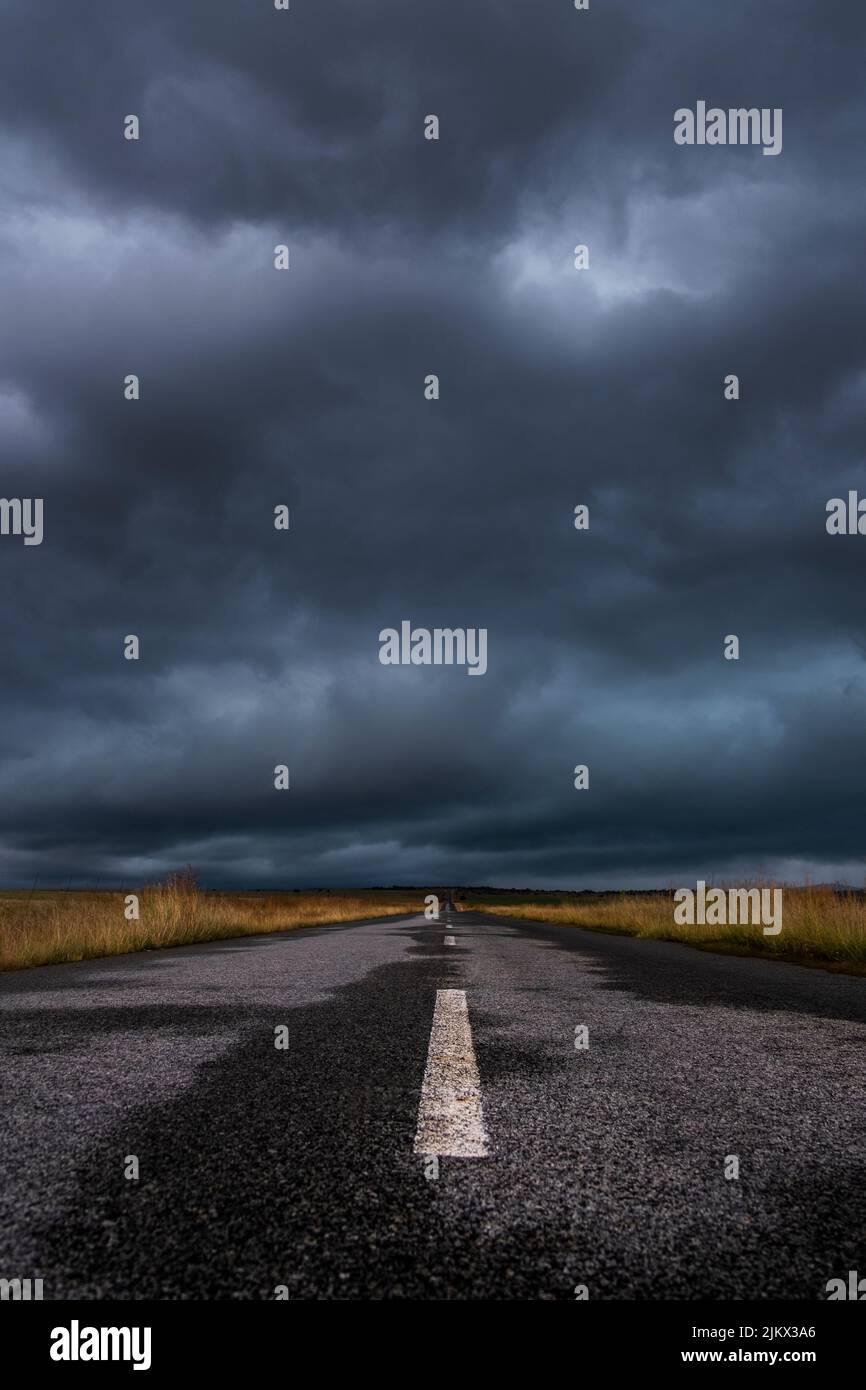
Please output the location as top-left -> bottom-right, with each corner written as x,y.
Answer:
465,885 -> 866,968
0,872 -> 422,972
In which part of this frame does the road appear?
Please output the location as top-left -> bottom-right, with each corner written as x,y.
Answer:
1,908 -> 864,1300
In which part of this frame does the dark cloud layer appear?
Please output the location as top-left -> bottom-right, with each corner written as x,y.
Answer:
1,0 -> 865,887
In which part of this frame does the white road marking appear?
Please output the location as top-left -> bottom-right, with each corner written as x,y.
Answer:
413,989 -> 489,1157
444,934 -> 457,946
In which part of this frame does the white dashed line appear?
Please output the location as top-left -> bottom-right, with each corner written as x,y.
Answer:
413,989 -> 489,1158
444,934 -> 457,946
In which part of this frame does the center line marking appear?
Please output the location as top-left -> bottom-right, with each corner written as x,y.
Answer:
413,989 -> 489,1158
444,934 -> 457,945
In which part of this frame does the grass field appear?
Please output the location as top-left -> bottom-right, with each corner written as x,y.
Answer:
463,885 -> 866,971
6,879 -> 863,975
0,874 -> 423,972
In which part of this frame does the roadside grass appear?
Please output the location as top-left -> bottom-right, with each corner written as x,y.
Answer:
463,885 -> 866,971
0,874 -> 423,972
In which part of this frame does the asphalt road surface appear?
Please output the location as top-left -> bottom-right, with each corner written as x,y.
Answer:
1,909 -> 864,1300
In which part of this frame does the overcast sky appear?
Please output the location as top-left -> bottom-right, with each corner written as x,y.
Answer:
0,0 -> 864,890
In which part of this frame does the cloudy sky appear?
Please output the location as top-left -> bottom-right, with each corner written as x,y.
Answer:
0,0 -> 864,890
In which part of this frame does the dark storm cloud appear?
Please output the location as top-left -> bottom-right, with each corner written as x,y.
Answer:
0,0 -> 865,887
